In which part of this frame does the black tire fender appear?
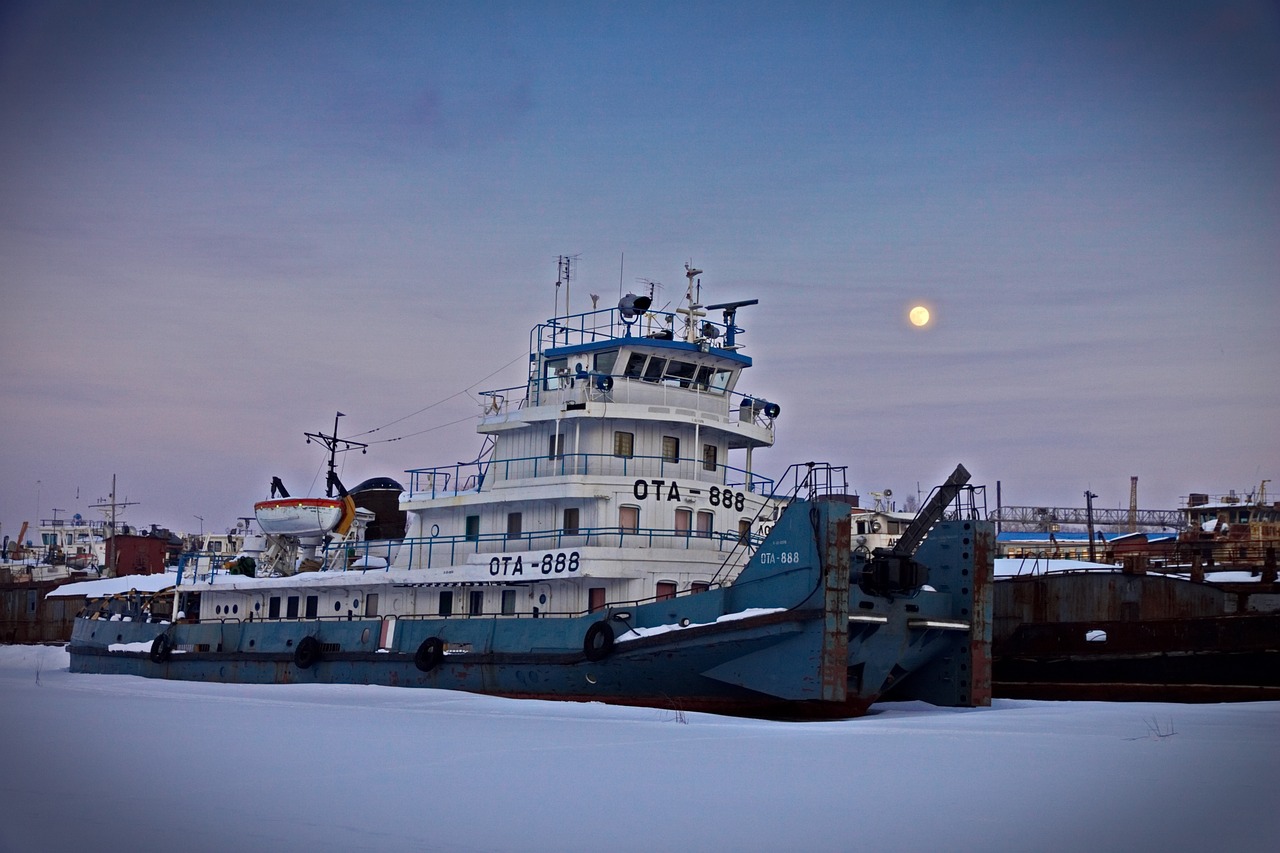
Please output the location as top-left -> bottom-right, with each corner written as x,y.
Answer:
583,620 -> 615,662
149,633 -> 172,664
294,635 -> 322,669
414,637 -> 445,672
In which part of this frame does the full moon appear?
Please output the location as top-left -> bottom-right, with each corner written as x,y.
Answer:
909,305 -> 930,327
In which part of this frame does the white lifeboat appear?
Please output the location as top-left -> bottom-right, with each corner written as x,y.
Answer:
254,497 -> 354,537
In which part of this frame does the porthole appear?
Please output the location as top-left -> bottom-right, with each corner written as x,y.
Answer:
360,628 -> 370,644
334,601 -> 342,612
215,605 -> 222,615
353,598 -> 360,609
254,601 -> 261,611
232,604 -> 238,614
539,593 -> 547,605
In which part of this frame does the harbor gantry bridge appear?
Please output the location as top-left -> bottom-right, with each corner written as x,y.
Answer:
990,505 -> 1185,531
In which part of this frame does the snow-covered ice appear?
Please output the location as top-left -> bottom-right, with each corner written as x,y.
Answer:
0,645 -> 1276,853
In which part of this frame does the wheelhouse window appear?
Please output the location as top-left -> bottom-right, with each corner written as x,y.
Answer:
702,443 -> 718,472
623,353 -> 647,378
642,357 -> 667,382
594,350 -> 618,375
543,357 -> 569,390
662,435 -> 680,463
664,360 -> 697,388
614,431 -> 634,458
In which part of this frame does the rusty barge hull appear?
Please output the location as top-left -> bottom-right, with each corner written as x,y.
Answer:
994,570 -> 1280,702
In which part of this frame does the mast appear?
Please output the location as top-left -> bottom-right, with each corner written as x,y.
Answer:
305,412 -> 368,498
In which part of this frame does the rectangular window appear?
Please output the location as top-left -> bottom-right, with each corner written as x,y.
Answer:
469,590 -> 484,616
662,435 -> 680,463
697,510 -> 713,538
465,515 -> 480,542
656,581 -> 677,601
594,351 -> 618,375
702,443 -> 718,472
739,519 -> 753,543
675,507 -> 692,536
614,431 -> 634,458
623,353 -> 647,378
619,505 -> 639,533
589,587 -> 607,613
365,593 -> 379,617
268,596 -> 281,619
305,595 -> 318,619
501,589 -> 517,615
665,360 -> 697,387
548,432 -> 565,459
563,507 -> 580,536
286,596 -> 299,619
439,591 -> 454,617
507,512 -> 522,539
642,357 -> 666,382
691,581 -> 710,594
543,357 -> 568,390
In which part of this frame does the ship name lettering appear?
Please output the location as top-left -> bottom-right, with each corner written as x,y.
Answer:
632,479 -> 682,501
539,551 -> 581,574
488,556 -> 525,576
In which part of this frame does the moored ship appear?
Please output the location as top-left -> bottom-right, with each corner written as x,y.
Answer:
68,263 -> 994,718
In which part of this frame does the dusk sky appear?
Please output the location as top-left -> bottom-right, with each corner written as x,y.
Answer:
2,1 -> 1277,542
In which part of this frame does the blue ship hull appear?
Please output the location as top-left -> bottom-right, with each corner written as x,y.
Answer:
70,498 -> 993,718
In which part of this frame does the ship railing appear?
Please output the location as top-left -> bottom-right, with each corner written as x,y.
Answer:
407,452 -> 774,499
533,304 -> 744,358
388,525 -> 765,572
405,462 -> 487,499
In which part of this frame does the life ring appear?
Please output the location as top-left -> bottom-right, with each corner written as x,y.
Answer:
149,633 -> 172,663
583,621 -> 615,661
294,635 -> 322,669
414,637 -> 445,672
